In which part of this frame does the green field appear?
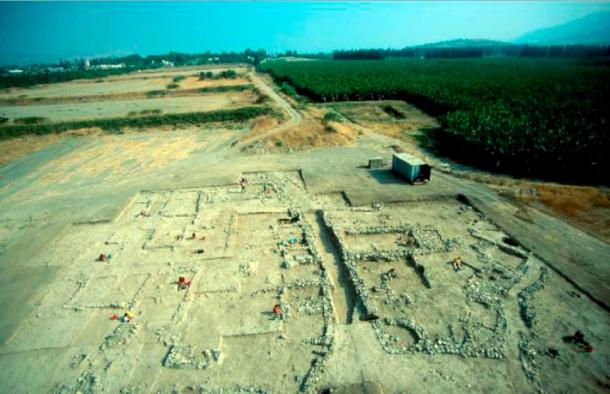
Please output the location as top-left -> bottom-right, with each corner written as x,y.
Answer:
261,58 -> 610,183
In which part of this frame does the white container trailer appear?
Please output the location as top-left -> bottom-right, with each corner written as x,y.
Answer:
392,153 -> 431,184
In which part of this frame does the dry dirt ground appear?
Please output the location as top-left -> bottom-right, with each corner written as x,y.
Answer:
0,93 -> 257,123
0,67 -> 608,394
0,66 -> 250,100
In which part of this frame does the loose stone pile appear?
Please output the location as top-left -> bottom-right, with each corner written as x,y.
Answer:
53,371 -> 100,394
164,344 -> 222,369
517,266 -> 551,390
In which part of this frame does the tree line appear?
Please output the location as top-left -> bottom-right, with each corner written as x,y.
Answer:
333,44 -> 610,60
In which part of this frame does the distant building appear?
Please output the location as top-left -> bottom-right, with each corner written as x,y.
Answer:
161,59 -> 174,67
83,59 -> 91,70
93,63 -> 126,70
7,69 -> 24,75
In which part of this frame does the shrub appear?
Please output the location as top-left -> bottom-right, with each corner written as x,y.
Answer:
166,83 -> 179,89
198,84 -> 253,93
146,90 -> 166,97
323,111 -> 343,122
218,69 -> 238,79
280,82 -> 297,97
140,109 -> 162,115
13,116 -> 49,125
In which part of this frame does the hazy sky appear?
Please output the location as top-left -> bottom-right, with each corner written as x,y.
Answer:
1,1 -> 610,65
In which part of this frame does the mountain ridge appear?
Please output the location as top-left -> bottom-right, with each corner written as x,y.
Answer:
515,12 -> 610,45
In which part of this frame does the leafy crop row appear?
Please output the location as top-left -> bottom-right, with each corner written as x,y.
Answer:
0,106 -> 271,140
261,58 -> 610,183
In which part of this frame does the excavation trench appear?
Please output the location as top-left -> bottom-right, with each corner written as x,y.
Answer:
309,211 -> 358,324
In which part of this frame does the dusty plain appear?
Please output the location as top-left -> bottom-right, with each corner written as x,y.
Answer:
0,65 -> 608,394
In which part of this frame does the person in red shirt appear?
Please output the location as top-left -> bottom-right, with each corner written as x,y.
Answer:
178,276 -> 192,290
273,304 -> 282,319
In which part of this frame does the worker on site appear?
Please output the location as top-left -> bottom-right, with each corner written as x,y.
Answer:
111,311 -> 135,323
178,276 -> 192,290
452,256 -> 462,272
239,177 -> 248,192
564,330 -> 594,352
273,304 -> 283,320
98,253 -> 112,262
191,232 -> 206,241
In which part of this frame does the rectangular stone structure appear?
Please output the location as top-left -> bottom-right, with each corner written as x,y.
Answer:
392,153 -> 431,183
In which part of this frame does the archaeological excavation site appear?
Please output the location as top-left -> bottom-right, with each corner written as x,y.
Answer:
0,60 -> 608,394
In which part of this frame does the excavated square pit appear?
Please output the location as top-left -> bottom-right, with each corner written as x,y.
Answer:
323,198 -> 534,358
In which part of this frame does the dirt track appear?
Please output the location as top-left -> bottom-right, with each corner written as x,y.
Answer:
242,72 -> 302,144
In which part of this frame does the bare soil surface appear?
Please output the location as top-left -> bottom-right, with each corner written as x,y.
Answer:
0,77 -> 170,100
326,101 -> 439,139
0,66 -> 250,100
0,133 -> 66,166
0,92 -> 256,122
0,67 -> 608,394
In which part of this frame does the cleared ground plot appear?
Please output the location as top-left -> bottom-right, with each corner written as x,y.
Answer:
0,77 -> 171,99
0,92 -> 257,122
0,67 -> 249,100
327,100 -> 439,139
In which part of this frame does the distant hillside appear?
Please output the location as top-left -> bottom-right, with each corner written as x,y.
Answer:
417,39 -> 513,48
516,12 -> 610,45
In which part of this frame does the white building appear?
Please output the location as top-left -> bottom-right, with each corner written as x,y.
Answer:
94,63 -> 126,70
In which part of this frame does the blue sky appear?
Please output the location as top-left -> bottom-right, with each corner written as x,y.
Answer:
1,1 -> 609,65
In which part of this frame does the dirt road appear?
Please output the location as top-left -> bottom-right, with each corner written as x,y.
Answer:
240,72 -> 302,144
